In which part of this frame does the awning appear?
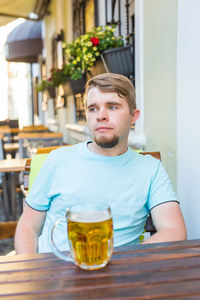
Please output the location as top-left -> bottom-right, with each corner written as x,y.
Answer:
0,0 -> 50,26
5,20 -> 43,63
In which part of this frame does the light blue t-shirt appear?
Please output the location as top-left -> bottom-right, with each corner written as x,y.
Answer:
25,142 -> 177,253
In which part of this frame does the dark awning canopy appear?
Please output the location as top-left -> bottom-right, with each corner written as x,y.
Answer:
0,0 -> 50,26
5,20 -> 43,63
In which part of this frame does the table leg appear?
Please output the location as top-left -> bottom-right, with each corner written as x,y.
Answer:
2,175 -> 10,221
10,173 -> 17,220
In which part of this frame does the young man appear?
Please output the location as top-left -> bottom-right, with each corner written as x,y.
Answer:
15,73 -> 186,254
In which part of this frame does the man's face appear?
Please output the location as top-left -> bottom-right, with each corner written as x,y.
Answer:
86,87 -> 140,149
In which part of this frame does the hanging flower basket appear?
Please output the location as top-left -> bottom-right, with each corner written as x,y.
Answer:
45,86 -> 56,99
62,74 -> 86,96
100,45 -> 134,77
88,59 -> 107,79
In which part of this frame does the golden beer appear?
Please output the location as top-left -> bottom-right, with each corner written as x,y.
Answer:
67,211 -> 113,270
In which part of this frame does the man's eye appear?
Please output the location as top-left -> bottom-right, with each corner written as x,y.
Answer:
88,107 -> 97,112
109,106 -> 117,110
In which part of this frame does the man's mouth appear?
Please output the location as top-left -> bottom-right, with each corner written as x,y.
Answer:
95,127 -> 113,132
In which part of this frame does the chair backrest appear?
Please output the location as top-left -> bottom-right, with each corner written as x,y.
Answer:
0,126 -> 12,142
0,119 -> 18,128
36,144 -> 71,154
0,134 -> 18,241
22,125 -> 49,133
140,152 -> 161,235
0,221 -> 17,240
18,132 -> 63,158
28,153 -> 49,190
24,145 -> 71,190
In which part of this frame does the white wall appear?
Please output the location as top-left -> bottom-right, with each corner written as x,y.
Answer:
142,0 -> 178,188
177,0 -> 200,239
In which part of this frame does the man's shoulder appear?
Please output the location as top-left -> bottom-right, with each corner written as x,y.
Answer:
129,149 -> 160,174
51,142 -> 84,155
131,149 -> 160,164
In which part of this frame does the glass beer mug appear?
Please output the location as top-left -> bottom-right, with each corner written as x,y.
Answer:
50,203 -> 113,270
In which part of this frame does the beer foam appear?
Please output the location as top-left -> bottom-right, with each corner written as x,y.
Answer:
69,211 -> 111,223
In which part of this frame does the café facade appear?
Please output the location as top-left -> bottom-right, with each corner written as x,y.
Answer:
0,0 -> 200,240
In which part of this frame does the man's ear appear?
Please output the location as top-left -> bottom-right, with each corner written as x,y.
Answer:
131,109 -> 140,125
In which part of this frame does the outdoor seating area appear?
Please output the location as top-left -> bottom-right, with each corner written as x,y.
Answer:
0,120 -> 65,254
0,0 -> 200,298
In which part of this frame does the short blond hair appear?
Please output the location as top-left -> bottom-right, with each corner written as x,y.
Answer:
84,73 -> 136,112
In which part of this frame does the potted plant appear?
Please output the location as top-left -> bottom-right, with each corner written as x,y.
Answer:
37,64 -> 86,97
57,65 -> 86,96
36,76 -> 57,99
36,25 -> 132,97
100,44 -> 134,77
62,25 -> 125,79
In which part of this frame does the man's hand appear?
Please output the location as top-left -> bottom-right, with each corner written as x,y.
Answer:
14,203 -> 47,254
143,202 -> 187,244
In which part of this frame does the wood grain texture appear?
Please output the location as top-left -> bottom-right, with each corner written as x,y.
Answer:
0,240 -> 200,299
0,221 -> 17,239
0,158 -> 26,172
36,145 -> 71,154
18,132 -> 63,139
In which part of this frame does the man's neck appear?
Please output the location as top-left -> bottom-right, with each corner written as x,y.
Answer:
87,141 -> 128,157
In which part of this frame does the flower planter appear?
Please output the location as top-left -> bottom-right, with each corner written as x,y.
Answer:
45,86 -> 56,99
62,74 -> 86,96
88,59 -> 107,79
100,45 -> 134,77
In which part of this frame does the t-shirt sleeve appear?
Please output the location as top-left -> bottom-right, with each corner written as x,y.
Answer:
25,151 -> 56,211
147,161 -> 178,211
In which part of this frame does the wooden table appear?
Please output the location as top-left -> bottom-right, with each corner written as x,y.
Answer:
0,239 -> 200,299
4,142 -> 19,158
0,158 -> 26,220
0,158 -> 26,172
0,127 -> 21,142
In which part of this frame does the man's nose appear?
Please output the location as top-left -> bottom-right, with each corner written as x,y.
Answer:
97,108 -> 108,121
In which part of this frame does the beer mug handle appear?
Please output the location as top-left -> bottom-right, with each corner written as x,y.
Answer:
50,220 -> 73,262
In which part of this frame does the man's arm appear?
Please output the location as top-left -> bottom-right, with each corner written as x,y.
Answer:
14,203 -> 47,254
143,202 -> 187,244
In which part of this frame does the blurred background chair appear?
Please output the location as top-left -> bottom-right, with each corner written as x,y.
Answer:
18,132 -> 63,158
0,134 -> 18,252
0,134 -> 4,202
0,126 -> 12,143
23,145 -> 70,193
0,119 -> 18,129
141,152 -> 161,236
21,124 -> 49,133
36,145 -> 71,154
0,221 -> 17,240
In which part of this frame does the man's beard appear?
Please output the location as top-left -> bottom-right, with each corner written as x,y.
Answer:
94,134 -> 119,148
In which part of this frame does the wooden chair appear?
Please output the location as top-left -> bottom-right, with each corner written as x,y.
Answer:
0,126 -> 12,143
140,152 -> 160,235
21,125 -> 49,133
18,132 -> 63,158
0,135 -> 18,241
36,144 -> 71,154
0,134 -> 4,197
0,221 -> 17,240
23,145 -> 70,191
0,119 -> 18,128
